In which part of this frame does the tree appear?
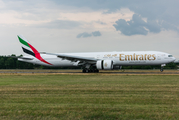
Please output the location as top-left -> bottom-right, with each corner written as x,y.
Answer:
0,58 -> 5,69
5,58 -> 15,69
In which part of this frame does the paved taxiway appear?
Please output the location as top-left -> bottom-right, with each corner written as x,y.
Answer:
0,69 -> 179,75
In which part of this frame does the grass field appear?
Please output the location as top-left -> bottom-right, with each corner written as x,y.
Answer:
0,73 -> 179,119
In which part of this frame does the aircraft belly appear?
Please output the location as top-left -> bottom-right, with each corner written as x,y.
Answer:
49,60 -> 74,67
115,60 -> 162,66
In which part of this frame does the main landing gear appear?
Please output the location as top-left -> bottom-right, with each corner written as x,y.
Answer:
82,69 -> 99,73
160,68 -> 163,72
82,64 -> 99,73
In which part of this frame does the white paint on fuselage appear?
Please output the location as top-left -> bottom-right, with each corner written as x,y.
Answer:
18,51 -> 176,67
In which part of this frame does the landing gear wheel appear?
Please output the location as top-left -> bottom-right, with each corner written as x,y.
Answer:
160,68 -> 163,72
82,69 -> 86,73
82,69 -> 99,73
85,69 -> 89,73
94,69 -> 99,73
82,69 -> 89,73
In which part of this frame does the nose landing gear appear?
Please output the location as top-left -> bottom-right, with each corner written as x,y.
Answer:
160,64 -> 166,72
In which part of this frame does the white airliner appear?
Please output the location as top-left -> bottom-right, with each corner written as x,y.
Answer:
17,35 -> 176,72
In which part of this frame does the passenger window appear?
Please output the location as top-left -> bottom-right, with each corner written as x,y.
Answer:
168,55 -> 173,57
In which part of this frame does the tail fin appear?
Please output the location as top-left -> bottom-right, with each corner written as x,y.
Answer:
17,35 -> 52,65
18,35 -> 38,57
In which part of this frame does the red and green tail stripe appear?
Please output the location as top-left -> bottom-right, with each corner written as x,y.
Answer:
18,35 -> 52,65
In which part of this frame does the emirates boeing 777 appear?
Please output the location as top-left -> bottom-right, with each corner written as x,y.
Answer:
16,35 -> 176,72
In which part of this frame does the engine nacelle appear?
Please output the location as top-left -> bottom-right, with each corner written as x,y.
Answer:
96,60 -> 113,70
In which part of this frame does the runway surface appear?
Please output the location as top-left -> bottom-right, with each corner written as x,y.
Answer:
0,69 -> 179,75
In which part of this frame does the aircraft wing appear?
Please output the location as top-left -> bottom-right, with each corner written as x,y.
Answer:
45,53 -> 98,63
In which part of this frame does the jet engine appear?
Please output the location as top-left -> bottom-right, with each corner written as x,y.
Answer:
96,60 -> 113,70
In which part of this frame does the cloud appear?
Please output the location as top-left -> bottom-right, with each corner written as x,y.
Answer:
52,0 -> 179,33
113,14 -> 179,36
0,0 -> 133,32
113,14 -> 162,36
36,20 -> 81,29
77,32 -> 92,38
0,0 -> 5,9
1,0 -> 179,35
92,31 -> 101,36
77,31 -> 101,38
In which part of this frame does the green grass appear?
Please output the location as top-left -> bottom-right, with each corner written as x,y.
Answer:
0,74 -> 179,119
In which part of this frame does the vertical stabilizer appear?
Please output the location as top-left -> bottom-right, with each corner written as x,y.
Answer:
18,35 -> 38,57
17,35 -> 52,65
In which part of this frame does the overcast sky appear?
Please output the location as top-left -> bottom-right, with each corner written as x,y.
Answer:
0,0 -> 179,58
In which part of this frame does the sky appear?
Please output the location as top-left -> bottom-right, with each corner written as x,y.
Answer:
0,0 -> 179,58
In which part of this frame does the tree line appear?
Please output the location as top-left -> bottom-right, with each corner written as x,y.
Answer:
0,55 -> 178,69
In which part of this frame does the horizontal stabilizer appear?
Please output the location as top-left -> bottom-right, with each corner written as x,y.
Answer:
8,56 -> 34,60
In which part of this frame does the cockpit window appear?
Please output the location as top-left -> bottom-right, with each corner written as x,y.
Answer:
168,55 -> 173,57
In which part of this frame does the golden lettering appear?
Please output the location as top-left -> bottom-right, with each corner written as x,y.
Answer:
152,54 -> 156,60
145,54 -> 147,60
136,55 -> 139,60
119,54 -> 124,61
147,54 -> 152,60
118,53 -> 157,61
112,54 -> 117,57
139,55 -> 143,60
125,55 -> 132,61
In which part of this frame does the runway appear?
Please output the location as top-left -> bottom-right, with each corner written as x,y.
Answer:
0,69 -> 179,75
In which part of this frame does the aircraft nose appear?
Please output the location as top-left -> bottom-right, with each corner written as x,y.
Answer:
173,57 -> 176,62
